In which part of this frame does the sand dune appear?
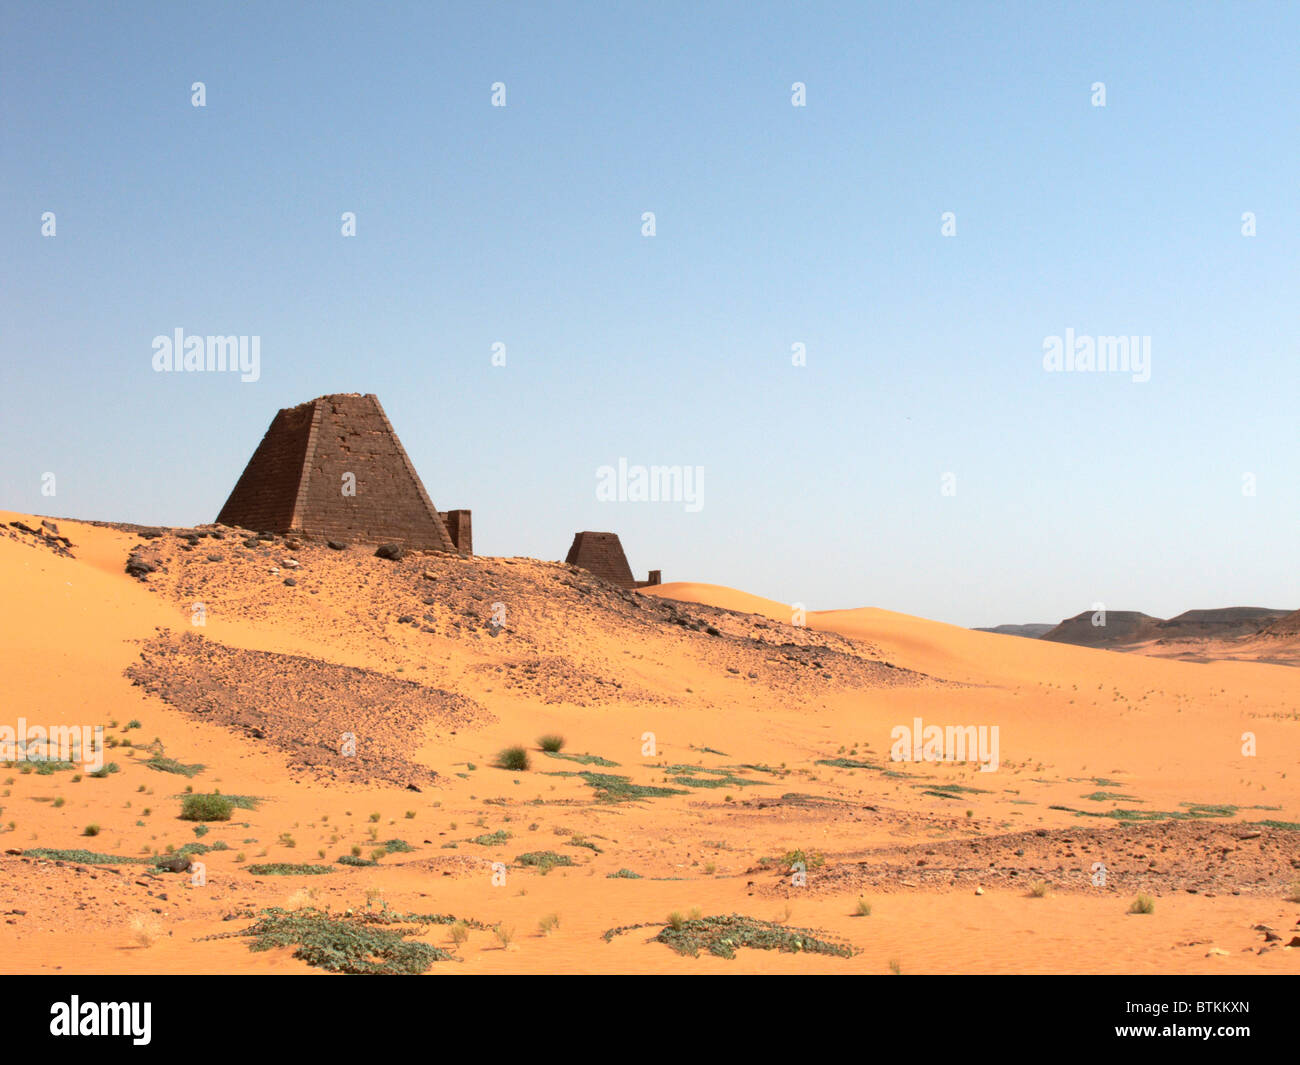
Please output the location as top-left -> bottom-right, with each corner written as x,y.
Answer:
1,518 -> 1297,975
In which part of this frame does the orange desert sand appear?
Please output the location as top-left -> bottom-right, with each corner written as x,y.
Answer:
1,512 -> 1297,974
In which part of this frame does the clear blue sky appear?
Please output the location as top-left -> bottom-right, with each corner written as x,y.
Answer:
2,1 -> 1296,627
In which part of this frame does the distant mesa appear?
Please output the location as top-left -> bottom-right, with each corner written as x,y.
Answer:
981,605 -> 1296,651
1039,610 -> 1163,648
973,623 -> 1054,640
1038,606 -> 1294,648
1153,607 -> 1291,640
565,531 -> 661,591
1256,607 -> 1300,639
217,393 -> 471,554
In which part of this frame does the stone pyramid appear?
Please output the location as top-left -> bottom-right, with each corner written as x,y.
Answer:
217,393 -> 464,552
564,531 -> 636,589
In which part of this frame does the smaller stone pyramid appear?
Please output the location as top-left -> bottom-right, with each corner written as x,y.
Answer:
564,531 -> 659,589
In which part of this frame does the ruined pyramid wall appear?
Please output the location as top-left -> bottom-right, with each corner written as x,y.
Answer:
438,510 -> 473,555
217,394 -> 459,552
565,531 -> 636,589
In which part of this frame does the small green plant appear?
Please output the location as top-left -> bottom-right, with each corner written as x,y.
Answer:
1129,894 -> 1155,914
83,823 -> 101,837
494,923 -> 515,949
780,848 -> 825,871
205,907 -> 464,974
606,913 -> 857,960
144,755 -> 205,777
471,829 -> 510,847
854,898 -> 872,917
515,850 -> 572,873
497,746 -> 531,772
538,913 -> 560,936
181,793 -> 234,822
1028,880 -> 1051,898
537,735 -> 565,753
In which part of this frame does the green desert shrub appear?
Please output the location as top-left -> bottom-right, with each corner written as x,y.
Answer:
180,793 -> 234,822
515,850 -> 572,874
497,746 -> 531,772
208,907 -> 455,974
144,755 -> 205,777
1129,894 -> 1155,914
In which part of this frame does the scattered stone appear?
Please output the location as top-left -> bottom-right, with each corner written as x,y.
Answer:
125,547 -> 160,579
375,543 -> 407,561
